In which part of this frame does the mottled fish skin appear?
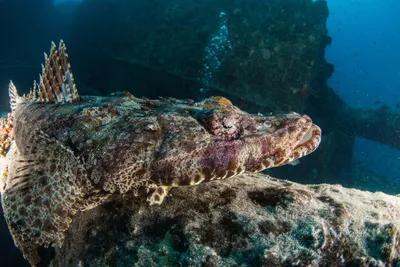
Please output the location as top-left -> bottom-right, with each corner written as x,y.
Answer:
0,41 -> 321,266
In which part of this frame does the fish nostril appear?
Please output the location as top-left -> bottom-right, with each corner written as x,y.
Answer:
263,121 -> 271,128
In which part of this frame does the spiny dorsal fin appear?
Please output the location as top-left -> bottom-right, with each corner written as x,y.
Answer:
8,40 -> 80,113
8,80 -> 19,113
37,39 -> 80,103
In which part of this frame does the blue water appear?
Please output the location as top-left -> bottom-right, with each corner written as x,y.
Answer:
326,0 -> 400,190
53,0 -> 82,5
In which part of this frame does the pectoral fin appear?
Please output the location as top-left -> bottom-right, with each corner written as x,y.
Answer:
2,130 -> 108,266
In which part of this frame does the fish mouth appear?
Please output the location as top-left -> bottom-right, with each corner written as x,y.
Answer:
294,123 -> 322,154
298,124 -> 319,146
274,116 -> 321,167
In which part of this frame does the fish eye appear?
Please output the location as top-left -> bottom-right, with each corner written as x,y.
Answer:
223,122 -> 233,129
222,117 -> 236,129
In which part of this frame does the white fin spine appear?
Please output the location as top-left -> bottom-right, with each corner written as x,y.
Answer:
8,81 -> 19,113
32,80 -> 37,100
50,41 -> 57,54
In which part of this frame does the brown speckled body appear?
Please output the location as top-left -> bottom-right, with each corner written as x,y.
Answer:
0,41 -> 321,266
12,93 -> 321,192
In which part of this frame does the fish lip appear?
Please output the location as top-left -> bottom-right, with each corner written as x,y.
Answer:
294,122 -> 322,152
298,125 -> 313,145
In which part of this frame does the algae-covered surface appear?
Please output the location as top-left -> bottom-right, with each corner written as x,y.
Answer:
51,173 -> 400,267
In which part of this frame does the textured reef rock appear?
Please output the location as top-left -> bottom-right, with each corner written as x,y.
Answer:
50,173 -> 400,267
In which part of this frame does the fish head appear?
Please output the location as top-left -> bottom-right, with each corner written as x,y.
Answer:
195,97 -> 322,168
150,96 -> 322,186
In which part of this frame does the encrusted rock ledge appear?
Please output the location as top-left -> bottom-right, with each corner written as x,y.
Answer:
50,173 -> 400,267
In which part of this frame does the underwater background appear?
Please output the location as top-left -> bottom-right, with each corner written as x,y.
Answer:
326,0 -> 400,193
0,0 -> 399,266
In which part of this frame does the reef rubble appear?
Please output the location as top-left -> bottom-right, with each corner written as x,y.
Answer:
50,173 -> 400,267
